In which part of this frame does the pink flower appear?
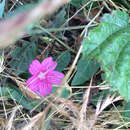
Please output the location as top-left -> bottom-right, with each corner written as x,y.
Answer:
26,57 -> 64,97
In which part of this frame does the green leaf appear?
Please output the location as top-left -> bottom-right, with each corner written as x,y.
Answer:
1,83 -> 41,110
40,36 -> 53,44
71,59 -> 100,85
47,7 -> 66,28
60,87 -> 70,98
51,86 -> 58,93
114,0 -> 130,9
70,0 -> 97,8
82,11 -> 130,100
0,86 -> 14,97
71,0 -> 88,8
9,41 -> 38,75
70,0 -> 83,7
55,51 -> 71,72
0,0 -> 5,18
101,73 -> 105,81
51,86 -> 70,98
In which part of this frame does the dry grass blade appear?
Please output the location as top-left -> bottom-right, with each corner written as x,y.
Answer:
5,105 -> 21,130
97,95 -> 123,114
78,78 -> 93,130
14,79 -> 41,99
50,96 -> 81,129
0,0 -> 71,48
54,103 -> 79,128
22,112 -> 44,130
0,73 -> 41,99
22,103 -> 51,130
56,97 -> 80,118
88,94 -> 123,129
57,43 -> 83,95
0,52 -> 5,73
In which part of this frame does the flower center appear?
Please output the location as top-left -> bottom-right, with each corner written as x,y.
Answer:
38,72 -> 46,80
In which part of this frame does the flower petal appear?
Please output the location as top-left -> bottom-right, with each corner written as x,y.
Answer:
28,84 -> 39,93
41,57 -> 57,71
26,76 -> 39,91
47,71 -> 64,85
29,60 -> 41,75
39,81 -> 52,96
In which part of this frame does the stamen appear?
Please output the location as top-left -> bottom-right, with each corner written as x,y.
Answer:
38,72 -> 45,80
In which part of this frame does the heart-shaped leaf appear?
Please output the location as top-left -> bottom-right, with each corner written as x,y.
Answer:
9,41 -> 38,75
1,83 -> 41,110
55,51 -> 71,72
71,59 -> 100,85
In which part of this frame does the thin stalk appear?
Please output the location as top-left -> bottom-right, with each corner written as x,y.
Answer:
36,26 -> 76,53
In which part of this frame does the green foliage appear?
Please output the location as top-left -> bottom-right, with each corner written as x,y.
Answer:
0,0 -> 5,18
114,0 -> 130,9
52,86 -> 70,98
123,101 -> 130,124
6,2 -> 35,17
41,36 -> 53,44
71,58 -> 100,85
52,50 -> 71,98
48,7 -> 66,28
55,51 -> 71,72
60,87 -> 70,98
101,73 -> 105,81
70,0 -> 97,9
82,11 -> 130,100
70,0 -> 89,8
0,83 -> 41,110
9,41 -> 38,75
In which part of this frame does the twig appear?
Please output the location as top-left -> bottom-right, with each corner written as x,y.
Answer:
81,6 -> 104,37
62,0 -> 92,26
71,85 -> 110,89
36,26 -> 76,53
